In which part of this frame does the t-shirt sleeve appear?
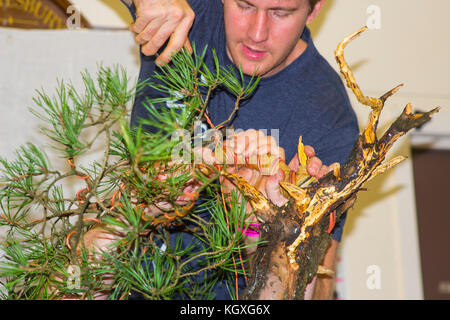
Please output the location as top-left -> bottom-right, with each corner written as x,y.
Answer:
121,0 -> 207,22
121,0 -> 136,20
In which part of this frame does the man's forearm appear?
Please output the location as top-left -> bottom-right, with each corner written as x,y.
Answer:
313,274 -> 335,299
312,239 -> 339,299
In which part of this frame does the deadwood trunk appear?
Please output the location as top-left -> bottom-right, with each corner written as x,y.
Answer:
220,27 -> 440,300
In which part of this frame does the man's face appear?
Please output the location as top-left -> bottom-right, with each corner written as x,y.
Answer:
222,0 -> 316,77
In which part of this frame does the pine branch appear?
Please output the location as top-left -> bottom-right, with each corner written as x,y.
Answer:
0,49 -> 256,300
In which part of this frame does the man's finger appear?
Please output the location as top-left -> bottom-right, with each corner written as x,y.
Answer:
265,169 -> 287,207
156,18 -> 193,65
317,164 -> 331,179
184,38 -> 193,54
243,134 -> 264,157
288,154 -> 300,171
134,16 -> 163,45
193,146 -> 215,166
307,156 -> 323,177
233,167 -> 260,186
232,132 -> 251,155
141,20 -> 176,57
250,136 -> 283,158
229,129 -> 262,155
304,145 -> 316,158
130,14 -> 151,35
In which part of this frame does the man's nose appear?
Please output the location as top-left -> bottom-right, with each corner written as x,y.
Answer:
248,11 -> 269,43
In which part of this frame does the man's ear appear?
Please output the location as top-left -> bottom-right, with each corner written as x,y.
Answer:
307,0 -> 325,24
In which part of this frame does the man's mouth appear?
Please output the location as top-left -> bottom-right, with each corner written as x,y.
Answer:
241,44 -> 267,60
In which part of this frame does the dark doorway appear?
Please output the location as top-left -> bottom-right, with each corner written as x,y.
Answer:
412,148 -> 450,300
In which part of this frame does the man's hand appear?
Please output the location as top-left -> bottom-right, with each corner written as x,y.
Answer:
266,144 -> 340,207
204,129 -> 337,208
140,160 -> 203,218
217,129 -> 285,208
288,145 -> 340,179
130,0 -> 194,65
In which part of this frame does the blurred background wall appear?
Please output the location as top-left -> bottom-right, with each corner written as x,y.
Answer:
1,0 -> 449,299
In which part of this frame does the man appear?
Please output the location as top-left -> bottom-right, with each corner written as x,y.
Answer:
120,0 -> 359,299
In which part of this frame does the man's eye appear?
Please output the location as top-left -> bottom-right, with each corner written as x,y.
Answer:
237,1 -> 252,10
272,10 -> 290,18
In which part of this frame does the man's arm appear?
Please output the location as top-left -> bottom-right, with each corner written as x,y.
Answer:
313,239 -> 339,300
121,0 -> 194,64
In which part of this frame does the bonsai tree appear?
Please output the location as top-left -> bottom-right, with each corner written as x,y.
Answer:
0,27 -> 439,300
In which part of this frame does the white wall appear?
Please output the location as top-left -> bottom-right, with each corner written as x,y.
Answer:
308,0 -> 450,300
70,0 -> 132,28
1,0 -> 449,299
